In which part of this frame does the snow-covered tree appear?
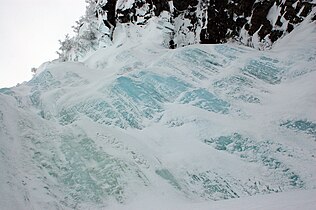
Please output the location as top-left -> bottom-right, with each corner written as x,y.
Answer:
57,0 -> 109,61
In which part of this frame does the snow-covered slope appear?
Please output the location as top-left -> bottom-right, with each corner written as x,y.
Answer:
1,8 -> 316,210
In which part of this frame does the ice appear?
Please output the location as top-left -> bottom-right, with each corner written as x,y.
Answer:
180,89 -> 230,114
174,48 -> 224,69
213,44 -> 246,60
0,16 -> 316,209
0,87 -> 14,95
281,120 -> 316,138
55,70 -> 192,129
28,70 -> 61,90
30,91 -> 41,107
59,98 -> 125,127
241,56 -> 284,84
155,169 -> 182,191
213,75 -> 261,103
187,171 -> 242,200
202,133 -> 305,189
58,135 -> 126,203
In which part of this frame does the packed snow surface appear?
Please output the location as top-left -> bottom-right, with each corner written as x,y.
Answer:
0,16 -> 316,209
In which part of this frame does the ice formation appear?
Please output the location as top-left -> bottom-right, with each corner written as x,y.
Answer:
0,3 -> 316,210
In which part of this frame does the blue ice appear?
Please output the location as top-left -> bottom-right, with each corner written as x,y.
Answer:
242,57 -> 283,84
181,89 -> 230,113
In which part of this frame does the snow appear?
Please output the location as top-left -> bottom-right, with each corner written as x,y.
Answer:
267,2 -> 281,26
273,7 -> 316,51
116,0 -> 135,10
0,7 -> 316,210
111,189 -> 316,210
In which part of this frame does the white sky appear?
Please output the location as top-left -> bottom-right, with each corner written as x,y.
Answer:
0,0 -> 86,88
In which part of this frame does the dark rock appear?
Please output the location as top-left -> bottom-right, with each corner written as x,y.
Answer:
173,0 -> 198,11
269,30 -> 283,42
300,3 -> 313,17
236,17 -> 247,28
287,23 -> 294,33
101,0 -> 117,26
152,0 -> 170,16
248,1 -> 274,36
169,39 -> 176,49
275,16 -> 283,27
100,0 -> 315,47
59,0 -> 316,61
284,6 -> 302,23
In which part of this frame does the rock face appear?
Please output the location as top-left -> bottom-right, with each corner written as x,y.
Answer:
58,0 -> 315,60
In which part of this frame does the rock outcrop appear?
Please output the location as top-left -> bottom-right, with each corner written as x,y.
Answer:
58,0 -> 316,61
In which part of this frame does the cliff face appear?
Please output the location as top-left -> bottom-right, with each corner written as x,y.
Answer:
58,0 -> 315,61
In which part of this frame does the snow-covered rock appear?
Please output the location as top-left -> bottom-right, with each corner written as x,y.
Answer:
57,0 -> 316,61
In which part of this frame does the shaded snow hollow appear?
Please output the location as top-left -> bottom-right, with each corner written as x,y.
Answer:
0,9 -> 316,210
